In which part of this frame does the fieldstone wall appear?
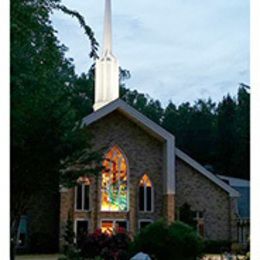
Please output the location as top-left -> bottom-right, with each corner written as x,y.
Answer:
229,197 -> 239,241
60,109 -> 238,249
59,110 -> 168,248
59,175 -> 96,249
175,157 -> 238,241
89,111 -> 166,230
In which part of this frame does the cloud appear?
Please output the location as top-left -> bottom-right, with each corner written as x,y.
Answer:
51,0 -> 249,107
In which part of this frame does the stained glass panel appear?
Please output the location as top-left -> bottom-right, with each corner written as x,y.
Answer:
101,221 -> 113,234
101,146 -> 128,211
101,220 -> 127,235
140,174 -> 152,187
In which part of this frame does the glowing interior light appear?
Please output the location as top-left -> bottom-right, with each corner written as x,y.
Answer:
78,176 -> 91,185
101,221 -> 114,235
101,146 -> 128,211
140,174 -> 152,187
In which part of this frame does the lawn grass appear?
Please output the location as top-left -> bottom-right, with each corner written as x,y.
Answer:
15,253 -> 246,260
16,254 -> 62,260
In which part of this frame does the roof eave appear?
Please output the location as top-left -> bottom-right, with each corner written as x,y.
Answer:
82,99 -> 175,142
176,148 -> 240,198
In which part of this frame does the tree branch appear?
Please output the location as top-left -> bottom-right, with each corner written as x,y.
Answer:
52,4 -> 99,60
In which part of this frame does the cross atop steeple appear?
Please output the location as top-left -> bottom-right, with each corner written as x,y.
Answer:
93,0 -> 119,111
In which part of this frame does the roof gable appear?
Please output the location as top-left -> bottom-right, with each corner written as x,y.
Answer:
82,99 -> 174,142
82,99 -> 239,197
82,99 -> 176,194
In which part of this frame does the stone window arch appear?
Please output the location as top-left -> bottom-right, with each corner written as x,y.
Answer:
139,174 -> 153,212
101,146 -> 128,211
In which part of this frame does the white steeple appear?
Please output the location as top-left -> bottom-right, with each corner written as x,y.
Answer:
94,0 -> 119,111
103,0 -> 112,55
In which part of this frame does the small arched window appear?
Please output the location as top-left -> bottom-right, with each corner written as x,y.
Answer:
139,174 -> 153,212
101,146 -> 128,211
75,177 -> 90,211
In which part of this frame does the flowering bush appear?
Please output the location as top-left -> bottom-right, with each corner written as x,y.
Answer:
78,228 -> 130,260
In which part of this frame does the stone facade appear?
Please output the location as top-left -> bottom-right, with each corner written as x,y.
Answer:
59,109 -> 238,249
163,194 -> 175,224
175,157 -> 238,241
60,110 -> 168,247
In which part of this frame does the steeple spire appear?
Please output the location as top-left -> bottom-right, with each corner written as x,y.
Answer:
94,0 -> 119,111
103,0 -> 112,55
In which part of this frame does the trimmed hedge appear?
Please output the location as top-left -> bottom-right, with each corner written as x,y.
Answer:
130,220 -> 204,260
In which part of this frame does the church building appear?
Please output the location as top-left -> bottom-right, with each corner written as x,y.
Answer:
59,0 -> 241,247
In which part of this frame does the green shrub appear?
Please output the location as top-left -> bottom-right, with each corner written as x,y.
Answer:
168,221 -> 204,259
130,220 -> 168,259
130,220 -> 203,260
59,213 -> 83,260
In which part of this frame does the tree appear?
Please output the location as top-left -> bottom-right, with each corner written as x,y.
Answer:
162,101 -> 178,132
187,99 -> 216,165
59,212 -> 83,260
179,203 -> 197,229
162,99 -> 217,166
121,88 -> 163,123
215,94 -> 237,176
233,85 -> 250,179
70,73 -> 94,119
11,0 -> 100,258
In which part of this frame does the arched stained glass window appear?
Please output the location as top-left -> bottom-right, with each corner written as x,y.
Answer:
101,146 -> 128,211
139,174 -> 153,212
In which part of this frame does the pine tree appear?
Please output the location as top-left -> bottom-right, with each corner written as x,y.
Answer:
64,212 -> 75,247
216,94 -> 237,176
59,212 -> 82,260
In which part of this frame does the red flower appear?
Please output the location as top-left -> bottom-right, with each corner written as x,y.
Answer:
116,227 -> 126,234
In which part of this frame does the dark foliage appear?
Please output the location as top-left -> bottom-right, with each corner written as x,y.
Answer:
130,220 -> 204,260
11,0 -> 101,257
178,203 -> 197,229
77,228 -> 130,260
203,240 -> 231,254
59,213 -> 82,260
11,0 -> 249,257
120,84 -> 250,180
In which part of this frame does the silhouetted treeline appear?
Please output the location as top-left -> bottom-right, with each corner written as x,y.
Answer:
11,0 -> 249,255
122,84 -> 250,180
72,73 -> 249,180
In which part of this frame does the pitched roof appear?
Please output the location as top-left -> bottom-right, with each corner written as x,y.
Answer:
217,175 -> 250,187
82,99 -> 239,198
82,98 -> 174,141
176,149 -> 240,197
217,175 -> 250,218
82,98 -> 176,194
234,186 -> 250,218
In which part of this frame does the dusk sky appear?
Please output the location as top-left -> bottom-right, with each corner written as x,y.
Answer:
51,0 -> 249,107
